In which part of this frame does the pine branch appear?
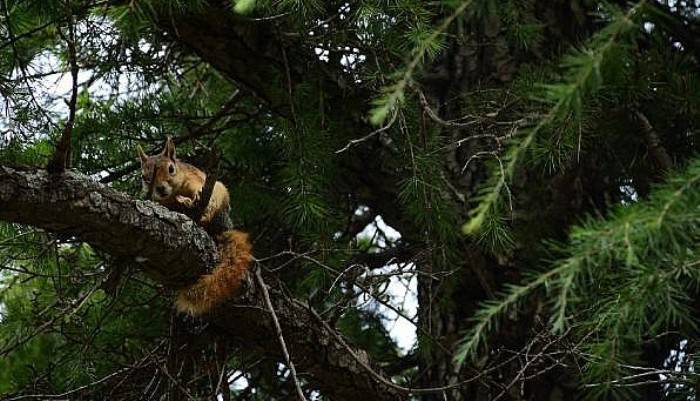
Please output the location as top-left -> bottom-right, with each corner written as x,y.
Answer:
456,153 -> 700,365
453,265 -> 566,364
369,0 -> 474,126
462,0 -> 647,235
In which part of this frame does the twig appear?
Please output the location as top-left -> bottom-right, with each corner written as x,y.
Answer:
0,280 -> 99,357
48,11 -> 80,173
298,299 -> 501,395
0,0 -> 60,132
335,111 -> 398,154
416,88 -> 477,128
2,367 -> 132,400
244,12 -> 291,22
254,268 -> 308,401
152,357 -> 198,401
277,27 -> 297,125
491,329 -> 569,401
178,90 -> 242,142
192,147 -> 221,222
260,249 -> 453,354
0,0 -> 111,52
100,90 -> 241,184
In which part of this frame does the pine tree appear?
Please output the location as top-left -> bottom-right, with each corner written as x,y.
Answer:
1,0 -> 700,400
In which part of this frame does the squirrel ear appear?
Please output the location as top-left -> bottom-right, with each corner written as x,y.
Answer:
163,136 -> 176,160
136,144 -> 148,165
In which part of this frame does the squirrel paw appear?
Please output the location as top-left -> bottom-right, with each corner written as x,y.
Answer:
193,190 -> 203,205
175,195 -> 195,208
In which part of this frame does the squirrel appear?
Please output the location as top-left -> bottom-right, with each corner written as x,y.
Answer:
136,136 -> 252,316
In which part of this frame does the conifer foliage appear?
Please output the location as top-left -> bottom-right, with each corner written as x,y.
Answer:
1,0 -> 700,400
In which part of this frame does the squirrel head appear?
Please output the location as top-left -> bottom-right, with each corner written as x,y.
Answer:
136,136 -> 187,202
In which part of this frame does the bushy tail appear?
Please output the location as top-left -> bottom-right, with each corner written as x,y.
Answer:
175,230 -> 253,316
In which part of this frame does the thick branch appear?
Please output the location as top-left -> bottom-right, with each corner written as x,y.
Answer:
0,166 -> 216,286
156,8 -> 289,115
0,165 -> 403,401
634,109 -> 673,172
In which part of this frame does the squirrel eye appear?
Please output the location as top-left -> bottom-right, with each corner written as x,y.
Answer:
142,173 -> 149,182
168,164 -> 176,175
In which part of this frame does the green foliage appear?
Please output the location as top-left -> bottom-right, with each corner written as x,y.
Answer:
457,155 -> 700,396
0,138 -> 53,165
337,308 -> 402,363
397,132 -> 462,249
0,226 -> 167,396
369,0 -> 474,126
232,0 -> 259,14
278,121 -> 336,238
463,1 -> 646,237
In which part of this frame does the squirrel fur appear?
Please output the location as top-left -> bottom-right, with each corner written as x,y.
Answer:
137,137 -> 252,315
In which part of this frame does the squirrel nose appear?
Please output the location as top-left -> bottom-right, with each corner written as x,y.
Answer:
155,185 -> 167,196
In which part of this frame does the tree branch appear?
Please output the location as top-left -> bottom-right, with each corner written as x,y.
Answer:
633,109 -> 673,172
254,268 -> 308,401
0,164 -> 404,401
47,9 -> 79,174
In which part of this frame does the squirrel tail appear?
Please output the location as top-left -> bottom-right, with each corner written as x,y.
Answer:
175,230 -> 253,316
